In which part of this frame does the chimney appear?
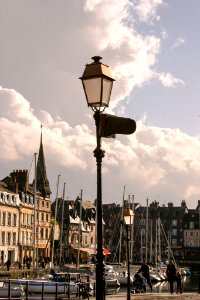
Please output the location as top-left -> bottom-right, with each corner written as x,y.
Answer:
10,169 -> 29,192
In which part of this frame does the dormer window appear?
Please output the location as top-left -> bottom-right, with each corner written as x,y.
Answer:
21,193 -> 25,203
30,196 -> 33,205
6,194 -> 10,203
0,193 -> 3,201
12,195 -> 16,204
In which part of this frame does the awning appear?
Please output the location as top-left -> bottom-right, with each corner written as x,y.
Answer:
103,248 -> 111,255
73,247 -> 111,255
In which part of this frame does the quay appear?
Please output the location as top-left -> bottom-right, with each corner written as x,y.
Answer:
90,292 -> 200,299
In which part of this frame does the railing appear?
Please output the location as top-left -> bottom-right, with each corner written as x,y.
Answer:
0,274 -> 91,300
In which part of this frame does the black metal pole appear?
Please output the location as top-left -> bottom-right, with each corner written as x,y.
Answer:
126,225 -> 131,300
93,111 -> 105,300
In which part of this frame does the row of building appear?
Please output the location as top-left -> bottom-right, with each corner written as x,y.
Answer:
0,133 -> 200,267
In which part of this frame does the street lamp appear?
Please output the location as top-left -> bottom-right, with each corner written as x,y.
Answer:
80,56 -> 115,300
123,208 -> 134,300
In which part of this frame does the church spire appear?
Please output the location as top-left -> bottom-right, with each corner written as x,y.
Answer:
36,125 -> 51,197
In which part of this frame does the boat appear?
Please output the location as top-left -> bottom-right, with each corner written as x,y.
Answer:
117,270 -> 134,286
104,265 -> 120,287
149,268 -> 163,282
0,281 -> 24,298
3,278 -> 79,295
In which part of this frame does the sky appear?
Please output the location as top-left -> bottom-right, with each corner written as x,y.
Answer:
0,0 -> 200,209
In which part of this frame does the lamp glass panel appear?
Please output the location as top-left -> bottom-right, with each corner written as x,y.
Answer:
82,77 -> 102,106
124,215 -> 134,225
102,78 -> 113,106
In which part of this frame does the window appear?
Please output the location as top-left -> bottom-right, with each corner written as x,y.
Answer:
45,228 -> 48,239
190,222 -> 194,229
171,239 -> 177,246
172,219 -> 177,226
42,201 -> 44,208
22,231 -> 25,244
13,232 -> 16,245
13,214 -> 17,226
46,202 -> 49,208
41,213 -> 44,222
2,212 -> 6,226
40,228 -> 44,239
46,214 -> 49,222
190,231 -> 193,237
7,232 -> 11,245
12,195 -> 16,204
6,194 -> 10,203
22,213 -> 25,225
2,232 -> 5,245
172,229 -> 177,236
26,232 -> 29,244
22,193 -> 25,203
30,196 -> 33,205
7,213 -> 11,226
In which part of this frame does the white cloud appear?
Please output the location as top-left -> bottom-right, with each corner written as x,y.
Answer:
158,72 -> 185,87
171,37 -> 185,49
134,0 -> 163,22
1,87 -> 200,207
80,0 -> 182,110
0,1 -> 197,208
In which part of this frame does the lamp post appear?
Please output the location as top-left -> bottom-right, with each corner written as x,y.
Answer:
123,208 -> 134,300
80,56 -> 115,300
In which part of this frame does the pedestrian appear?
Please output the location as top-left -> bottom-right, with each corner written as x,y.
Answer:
137,260 -> 153,292
176,270 -> 183,294
166,259 -> 176,294
6,259 -> 11,271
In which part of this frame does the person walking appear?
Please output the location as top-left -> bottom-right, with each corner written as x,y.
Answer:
176,270 -> 183,294
137,260 -> 153,292
166,259 -> 176,294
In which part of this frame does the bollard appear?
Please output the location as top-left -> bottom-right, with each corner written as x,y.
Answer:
198,273 -> 200,293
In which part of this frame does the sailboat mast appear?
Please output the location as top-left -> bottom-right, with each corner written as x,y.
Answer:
158,217 -> 161,265
51,174 -> 60,266
59,182 -> 66,266
150,219 -> 153,262
145,198 -> 149,262
119,185 -> 125,264
130,195 -> 134,263
33,153 -> 37,269
77,190 -> 83,269
155,219 -> 158,265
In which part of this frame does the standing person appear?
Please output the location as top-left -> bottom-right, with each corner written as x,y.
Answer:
6,259 -> 11,271
166,259 -> 176,294
137,260 -> 153,292
176,270 -> 183,294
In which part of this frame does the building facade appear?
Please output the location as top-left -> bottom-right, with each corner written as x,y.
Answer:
0,131 -> 52,265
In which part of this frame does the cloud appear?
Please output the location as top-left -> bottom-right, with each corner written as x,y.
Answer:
1,86 -> 200,207
81,0 -> 182,110
134,0 -> 163,23
171,37 -> 185,49
158,72 -> 185,87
